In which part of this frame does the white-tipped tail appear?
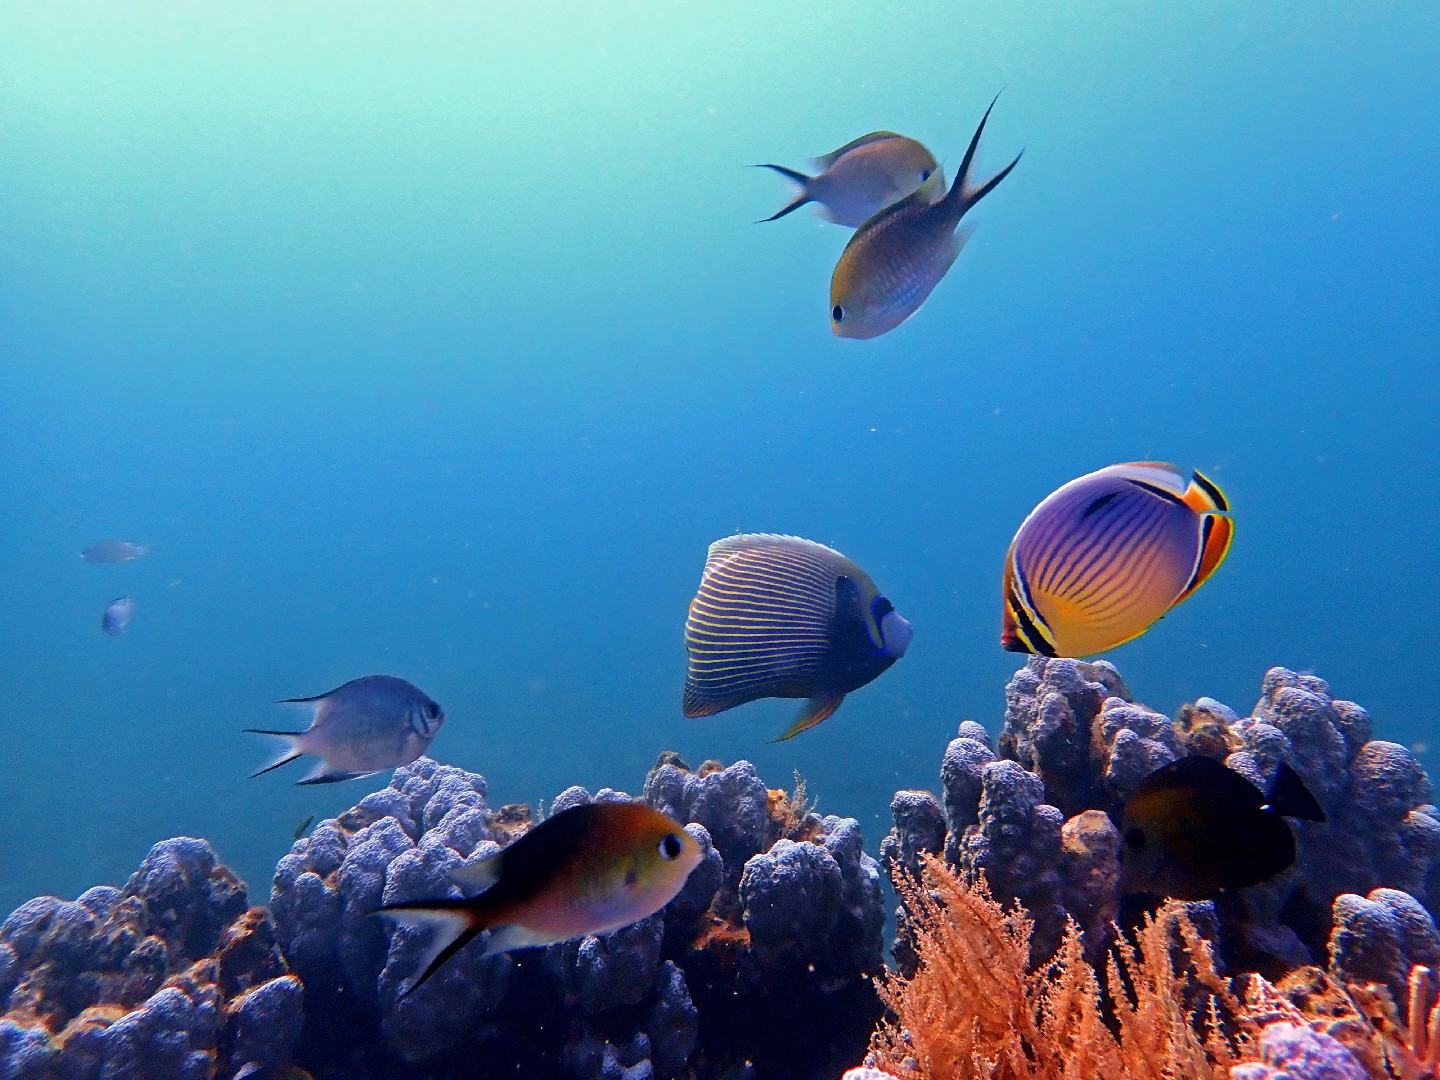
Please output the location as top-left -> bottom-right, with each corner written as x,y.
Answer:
375,901 -> 484,998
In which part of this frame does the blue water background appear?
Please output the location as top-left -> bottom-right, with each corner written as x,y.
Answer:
2,1 -> 1437,916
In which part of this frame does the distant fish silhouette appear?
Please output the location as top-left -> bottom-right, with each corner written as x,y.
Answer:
683,533 -> 912,741
101,596 -> 135,636
82,540 -> 149,563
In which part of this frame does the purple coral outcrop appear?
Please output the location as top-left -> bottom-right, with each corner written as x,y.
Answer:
1229,1022 -> 1369,1080
0,838 -> 301,1080
1329,886 -> 1440,1002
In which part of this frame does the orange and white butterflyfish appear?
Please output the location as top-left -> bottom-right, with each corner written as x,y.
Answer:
755,132 -> 944,228
682,533 -> 913,742
1001,462 -> 1234,658
829,95 -> 1021,339
1119,755 -> 1325,901
376,802 -> 701,998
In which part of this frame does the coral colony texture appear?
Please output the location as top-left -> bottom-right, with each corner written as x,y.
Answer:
6,662 -> 1440,1079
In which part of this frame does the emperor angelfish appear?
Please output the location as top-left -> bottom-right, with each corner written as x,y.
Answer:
683,533 -> 912,741
377,802 -> 702,998
1120,755 -> 1326,901
829,95 -> 1021,339
1003,462 -> 1233,658
245,674 -> 444,784
756,132 -> 944,228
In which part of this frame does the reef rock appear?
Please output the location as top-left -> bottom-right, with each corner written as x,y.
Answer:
0,838 -> 302,1080
884,660 -> 1440,994
269,755 -> 883,1079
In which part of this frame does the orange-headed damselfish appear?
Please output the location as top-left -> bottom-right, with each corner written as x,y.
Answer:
1002,462 -> 1233,658
829,95 -> 1021,339
378,802 -> 702,997
756,132 -> 944,228
683,534 -> 913,741
1119,756 -> 1326,901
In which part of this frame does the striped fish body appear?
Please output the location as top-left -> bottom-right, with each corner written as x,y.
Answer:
1002,463 -> 1233,658
683,534 -> 911,740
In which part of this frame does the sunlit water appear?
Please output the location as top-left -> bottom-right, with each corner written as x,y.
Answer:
2,0 -> 1437,918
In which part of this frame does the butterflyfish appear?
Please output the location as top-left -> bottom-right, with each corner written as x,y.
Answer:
683,533 -> 912,741
756,132 -> 944,228
377,801 -> 702,997
246,675 -> 444,784
1119,755 -> 1325,900
1002,462 -> 1233,658
829,95 -> 1021,339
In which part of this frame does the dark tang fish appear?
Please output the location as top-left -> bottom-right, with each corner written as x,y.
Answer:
683,533 -> 912,741
1119,755 -> 1326,901
1003,462 -> 1233,658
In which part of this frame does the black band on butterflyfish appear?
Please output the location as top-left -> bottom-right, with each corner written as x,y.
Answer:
1123,478 -> 1185,506
1191,469 -> 1229,512
1179,516 -> 1217,598
1006,583 -> 1056,657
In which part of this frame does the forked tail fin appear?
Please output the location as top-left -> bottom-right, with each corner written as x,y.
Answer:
374,899 -> 490,999
944,93 -> 1023,220
243,730 -> 304,778
752,163 -> 814,222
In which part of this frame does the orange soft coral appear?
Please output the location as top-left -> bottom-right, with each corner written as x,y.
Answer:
869,855 -> 1258,1080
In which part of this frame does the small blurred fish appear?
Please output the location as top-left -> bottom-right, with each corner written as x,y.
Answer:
683,533 -> 912,741
1119,755 -> 1326,900
101,597 -> 135,636
234,1065 -> 313,1080
81,539 -> 149,563
829,95 -> 1021,339
246,675 -> 444,784
292,814 -> 316,840
755,132 -> 944,228
1002,462 -> 1233,658
376,802 -> 701,997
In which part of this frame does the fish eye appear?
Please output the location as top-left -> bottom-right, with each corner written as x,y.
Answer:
871,596 -> 895,621
427,702 -> 441,719
920,169 -> 932,181
659,833 -> 684,861
831,305 -> 844,323
1125,828 -> 1146,850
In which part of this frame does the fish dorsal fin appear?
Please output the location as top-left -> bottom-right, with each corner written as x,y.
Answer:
704,533 -> 847,573
450,850 -> 504,893
1266,762 -> 1326,822
813,131 -> 905,170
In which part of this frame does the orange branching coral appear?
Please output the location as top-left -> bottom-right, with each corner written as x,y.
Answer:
1346,965 -> 1440,1079
870,855 -> 1259,1080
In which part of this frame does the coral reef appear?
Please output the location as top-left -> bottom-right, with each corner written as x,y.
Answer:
885,659 -> 1440,984
0,838 -> 303,1080
269,755 -> 884,1079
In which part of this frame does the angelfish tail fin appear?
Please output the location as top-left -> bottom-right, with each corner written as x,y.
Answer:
374,899 -> 490,999
751,164 -> 813,222
243,731 -> 304,778
772,693 -> 845,742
